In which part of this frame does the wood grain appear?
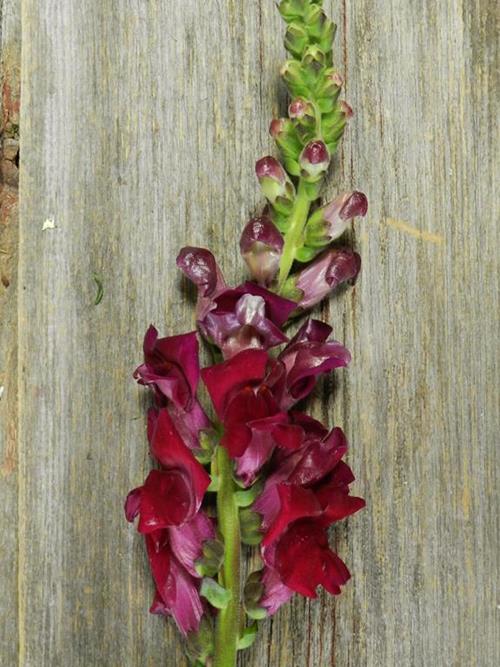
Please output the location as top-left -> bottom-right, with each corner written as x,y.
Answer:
10,0 -> 499,665
0,0 -> 20,664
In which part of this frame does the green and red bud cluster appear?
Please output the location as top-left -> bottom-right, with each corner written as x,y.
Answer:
240,0 -> 367,304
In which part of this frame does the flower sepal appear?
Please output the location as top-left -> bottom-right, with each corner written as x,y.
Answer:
243,571 -> 268,620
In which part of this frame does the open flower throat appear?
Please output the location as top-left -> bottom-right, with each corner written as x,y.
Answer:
125,2 -> 367,665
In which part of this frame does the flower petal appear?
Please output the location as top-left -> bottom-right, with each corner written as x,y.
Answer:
138,470 -> 194,533
148,408 -> 210,514
274,521 -> 351,597
201,349 -> 269,419
262,484 -> 322,547
168,511 -> 215,577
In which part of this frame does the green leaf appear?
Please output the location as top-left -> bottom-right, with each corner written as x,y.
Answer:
200,578 -> 232,609
237,624 -> 258,650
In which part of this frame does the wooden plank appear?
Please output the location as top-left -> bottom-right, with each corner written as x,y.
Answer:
0,0 -> 20,664
17,1 -> 498,667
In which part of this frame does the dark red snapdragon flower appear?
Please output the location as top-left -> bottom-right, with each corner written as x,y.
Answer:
125,408 -> 212,635
134,326 -> 210,450
253,412 -> 365,612
177,246 -> 296,359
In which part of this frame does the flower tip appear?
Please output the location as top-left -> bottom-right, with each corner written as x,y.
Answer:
176,246 -> 219,297
330,72 -> 344,87
239,216 -> 284,253
302,140 -> 329,165
288,98 -> 310,119
340,101 -> 354,118
255,156 -> 285,182
269,118 -> 284,138
340,191 -> 368,220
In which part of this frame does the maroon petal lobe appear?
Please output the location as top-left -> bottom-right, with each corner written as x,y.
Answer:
136,326 -> 201,410
201,348 -> 269,418
315,461 -> 366,525
138,469 -> 194,533
287,427 -> 348,486
124,486 -> 142,522
147,537 -> 204,636
234,430 -> 276,487
168,511 -> 215,577
288,319 -> 332,345
149,408 -> 210,514
280,336 -> 351,407
260,566 -> 294,615
240,282 -> 296,327
325,248 -> 361,291
340,191 -> 368,220
263,484 -> 322,546
274,521 -> 351,597
176,246 -> 225,298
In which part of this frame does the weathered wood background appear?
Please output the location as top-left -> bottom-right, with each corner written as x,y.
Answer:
1,0 -> 498,665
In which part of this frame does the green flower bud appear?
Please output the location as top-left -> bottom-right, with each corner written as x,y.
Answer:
186,618 -> 214,665
269,118 -> 302,174
239,508 -> 263,546
284,22 -> 309,57
195,538 -> 225,578
304,5 -> 336,52
279,0 -> 321,22
281,59 -> 310,98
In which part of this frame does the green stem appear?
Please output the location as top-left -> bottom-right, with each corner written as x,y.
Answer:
277,178 -> 311,291
213,446 -> 241,667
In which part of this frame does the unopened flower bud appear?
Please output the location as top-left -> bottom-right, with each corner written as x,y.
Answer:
301,44 -> 327,76
304,5 -> 336,52
279,0 -> 308,23
240,216 -> 284,285
305,191 -> 368,246
284,22 -> 309,57
299,140 -> 330,182
288,97 -> 314,121
283,248 -> 361,309
340,100 -> 354,118
316,70 -> 343,112
255,156 -> 296,211
281,59 -> 309,98
322,100 -> 354,150
269,118 -> 302,175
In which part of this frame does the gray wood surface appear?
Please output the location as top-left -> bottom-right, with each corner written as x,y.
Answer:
3,0 -> 498,665
0,0 -> 20,665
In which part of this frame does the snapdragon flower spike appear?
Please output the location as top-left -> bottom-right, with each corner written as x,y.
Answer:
240,216 -> 284,286
305,190 -> 368,247
127,2 -> 366,660
255,156 -> 296,213
283,247 -> 361,309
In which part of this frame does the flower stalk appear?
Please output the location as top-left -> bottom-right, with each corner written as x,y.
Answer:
278,179 -> 311,289
213,445 -> 242,667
